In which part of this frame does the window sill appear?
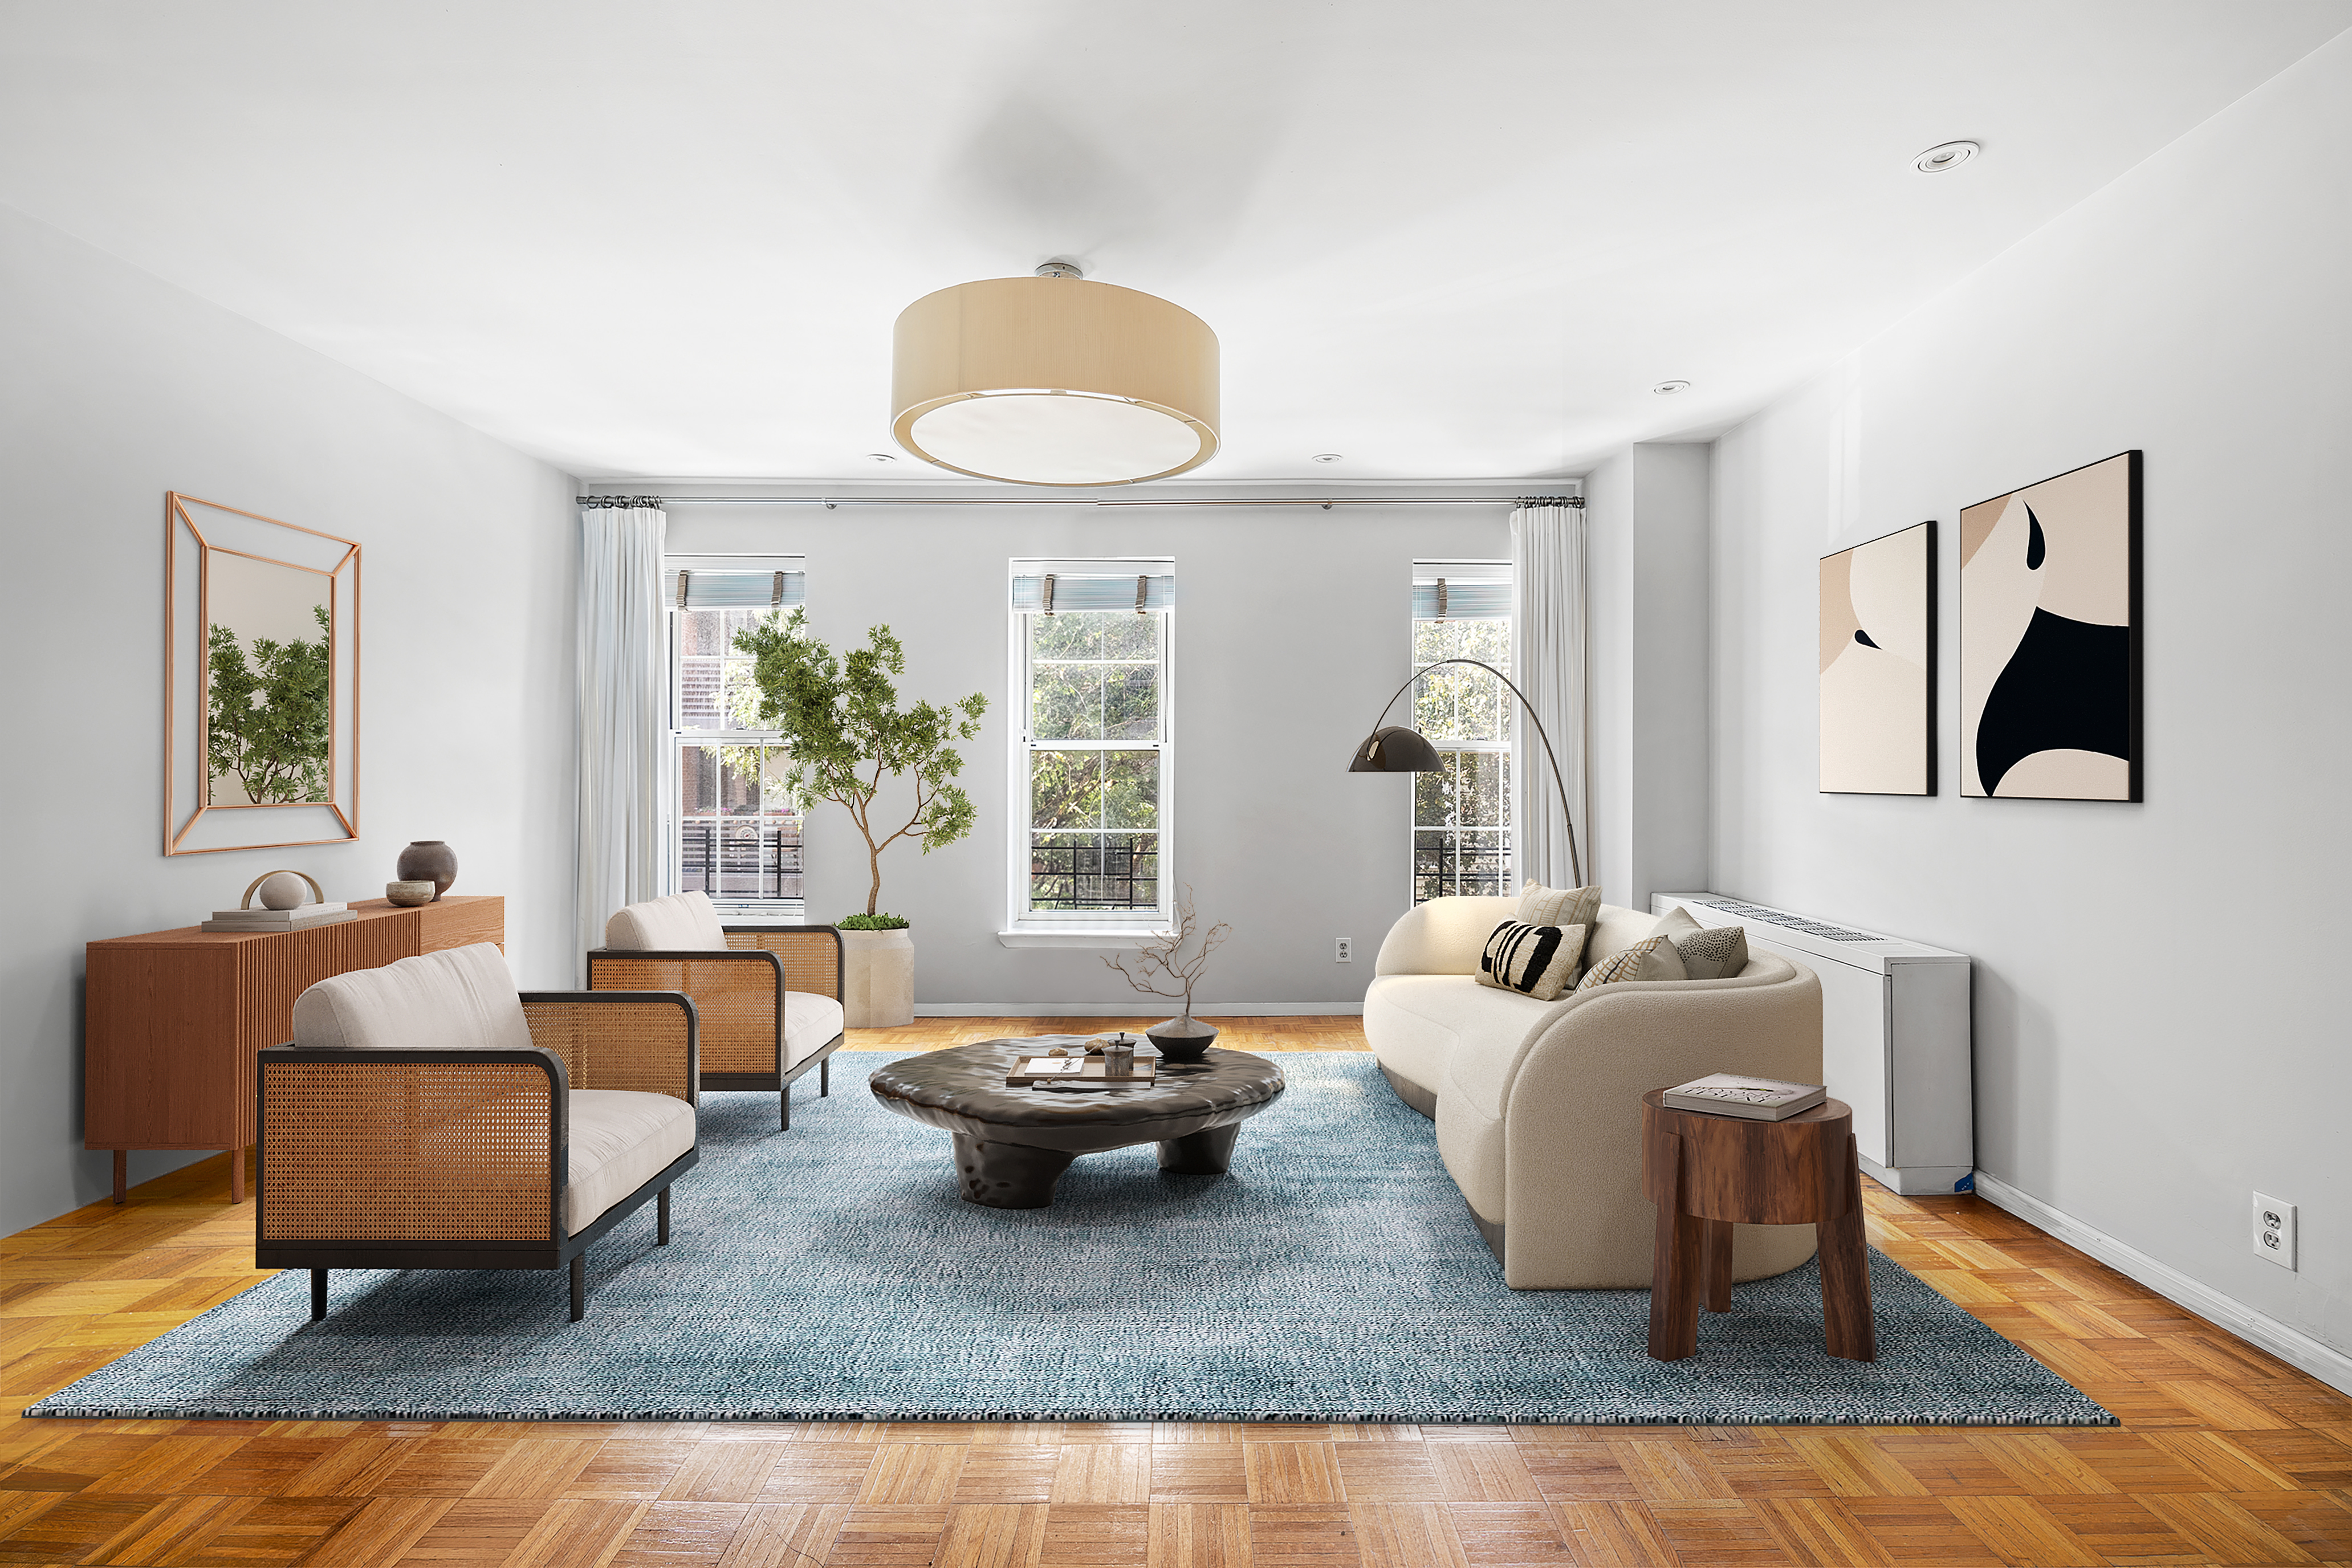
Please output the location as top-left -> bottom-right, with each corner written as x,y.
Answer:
998,927 -> 1173,950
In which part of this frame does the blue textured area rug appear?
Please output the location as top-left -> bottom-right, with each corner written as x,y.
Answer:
29,1051 -> 2110,1426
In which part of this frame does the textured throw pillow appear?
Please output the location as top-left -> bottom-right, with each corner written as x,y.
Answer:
1574,934 -> 1690,991
1518,880 -> 1601,930
1475,921 -> 1589,1001
1674,924 -> 1750,981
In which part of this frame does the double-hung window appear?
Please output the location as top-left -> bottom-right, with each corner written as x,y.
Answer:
1410,561 -> 1513,903
1009,560 -> 1174,927
662,555 -> 807,919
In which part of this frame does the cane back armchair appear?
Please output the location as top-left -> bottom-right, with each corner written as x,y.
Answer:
589,892 -> 845,1129
257,944 -> 698,1323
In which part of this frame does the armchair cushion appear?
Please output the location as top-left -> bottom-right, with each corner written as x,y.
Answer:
567,1089 -> 697,1233
291,944 -> 530,1053
606,891 -> 729,951
784,992 -> 847,1066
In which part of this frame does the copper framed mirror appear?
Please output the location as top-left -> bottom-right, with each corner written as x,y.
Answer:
165,494 -> 360,856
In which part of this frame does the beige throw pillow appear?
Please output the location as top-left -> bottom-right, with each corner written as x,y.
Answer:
1574,934 -> 1689,991
1651,905 -> 1704,944
1475,921 -> 1589,1001
1518,880 -> 1601,930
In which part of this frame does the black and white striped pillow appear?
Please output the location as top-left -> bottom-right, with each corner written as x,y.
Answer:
1475,920 -> 1590,1001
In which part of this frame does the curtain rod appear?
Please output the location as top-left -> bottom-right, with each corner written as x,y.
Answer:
579,494 -> 1582,510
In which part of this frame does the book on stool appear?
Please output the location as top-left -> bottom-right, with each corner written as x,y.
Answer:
1662,1073 -> 1825,1121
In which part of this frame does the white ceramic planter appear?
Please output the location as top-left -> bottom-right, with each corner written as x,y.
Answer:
839,927 -> 915,1028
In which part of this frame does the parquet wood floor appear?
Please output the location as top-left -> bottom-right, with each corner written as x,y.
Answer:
6,1018 -> 2351,1566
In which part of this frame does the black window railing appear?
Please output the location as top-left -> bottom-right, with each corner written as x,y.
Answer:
1413,834 -> 1512,903
1028,833 -> 1159,910
679,818 -> 804,903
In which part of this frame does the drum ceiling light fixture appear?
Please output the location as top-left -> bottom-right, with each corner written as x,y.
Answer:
890,262 -> 1220,486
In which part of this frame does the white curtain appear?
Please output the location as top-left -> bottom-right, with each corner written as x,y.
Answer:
1511,500 -> 1589,890
576,499 -> 667,969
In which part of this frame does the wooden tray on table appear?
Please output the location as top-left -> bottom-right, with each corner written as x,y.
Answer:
1007,1054 -> 1158,1089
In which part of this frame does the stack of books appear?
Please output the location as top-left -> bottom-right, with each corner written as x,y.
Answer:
200,903 -> 356,934
1663,1073 -> 1826,1121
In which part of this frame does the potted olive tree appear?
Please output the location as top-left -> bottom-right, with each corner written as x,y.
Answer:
733,608 -> 987,1027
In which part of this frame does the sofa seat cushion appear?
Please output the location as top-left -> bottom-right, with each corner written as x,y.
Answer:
605,891 -> 729,952
1364,974 -> 1554,1102
784,991 -> 846,1067
291,944 -> 530,1053
565,1089 -> 695,1234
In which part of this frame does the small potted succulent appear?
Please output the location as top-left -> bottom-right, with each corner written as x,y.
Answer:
1103,888 -> 1230,1061
733,609 -> 987,1027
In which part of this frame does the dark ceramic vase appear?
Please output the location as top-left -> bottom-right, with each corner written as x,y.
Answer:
396,841 -> 458,901
1146,1016 -> 1219,1063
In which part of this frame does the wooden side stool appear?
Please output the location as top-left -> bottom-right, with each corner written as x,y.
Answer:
1639,1088 -> 1875,1363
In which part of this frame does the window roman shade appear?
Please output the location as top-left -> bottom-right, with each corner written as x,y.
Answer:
1010,563 -> 1175,613
663,555 -> 807,611
1411,560 -> 1512,620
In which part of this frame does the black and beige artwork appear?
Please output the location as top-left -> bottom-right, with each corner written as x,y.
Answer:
1959,451 -> 2141,800
1820,520 -> 1934,795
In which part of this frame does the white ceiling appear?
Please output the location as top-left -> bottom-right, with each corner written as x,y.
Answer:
4,2 -> 2346,483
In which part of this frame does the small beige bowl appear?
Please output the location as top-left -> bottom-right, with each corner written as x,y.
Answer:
385,879 -> 437,907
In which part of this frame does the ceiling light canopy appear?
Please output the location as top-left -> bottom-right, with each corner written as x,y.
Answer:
890,263 -> 1220,487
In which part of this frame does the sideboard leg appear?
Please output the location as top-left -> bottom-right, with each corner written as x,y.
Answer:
229,1147 -> 246,1204
1647,1133 -> 1700,1361
112,1151 -> 127,1206
311,1269 -> 328,1321
1821,1132 -> 1877,1362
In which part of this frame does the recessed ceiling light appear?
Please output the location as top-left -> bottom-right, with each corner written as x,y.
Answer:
866,452 -> 897,462
1653,380 -> 1690,396
1913,140 -> 1979,174
1312,453 -> 1344,463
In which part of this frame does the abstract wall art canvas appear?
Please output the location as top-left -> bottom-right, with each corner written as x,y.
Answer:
1960,451 -> 2142,800
1820,520 -> 1934,795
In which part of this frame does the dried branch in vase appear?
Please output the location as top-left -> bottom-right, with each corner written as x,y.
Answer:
1102,886 -> 1230,1023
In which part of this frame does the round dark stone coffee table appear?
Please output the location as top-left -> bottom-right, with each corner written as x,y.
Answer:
869,1037 -> 1286,1208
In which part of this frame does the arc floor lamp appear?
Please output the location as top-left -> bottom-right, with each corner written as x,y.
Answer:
1350,658 -> 1584,889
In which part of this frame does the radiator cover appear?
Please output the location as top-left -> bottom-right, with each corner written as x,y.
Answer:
1653,893 -> 1973,1196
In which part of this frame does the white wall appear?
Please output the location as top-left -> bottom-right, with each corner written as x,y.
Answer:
1709,34 -> 2352,1369
0,202 -> 580,1232
1586,444 -> 1712,913
662,498 -> 1515,1009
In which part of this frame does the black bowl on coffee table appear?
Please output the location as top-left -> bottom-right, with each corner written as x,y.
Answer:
1145,1016 -> 1219,1062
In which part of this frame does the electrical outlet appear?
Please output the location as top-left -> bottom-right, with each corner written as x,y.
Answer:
2254,1192 -> 2297,1270
1334,937 -> 1353,963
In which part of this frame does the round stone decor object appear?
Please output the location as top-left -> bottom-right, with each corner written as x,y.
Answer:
254,871 -> 311,910
869,1037 -> 1285,1209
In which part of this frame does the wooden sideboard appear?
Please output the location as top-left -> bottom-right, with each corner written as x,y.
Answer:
86,895 -> 504,1204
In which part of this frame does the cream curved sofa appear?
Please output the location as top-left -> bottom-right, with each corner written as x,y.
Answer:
1365,894 -> 1825,1289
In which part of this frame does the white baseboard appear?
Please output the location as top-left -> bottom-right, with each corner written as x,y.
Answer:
1971,1170 -> 2352,1397
910,1002 -> 1365,1018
